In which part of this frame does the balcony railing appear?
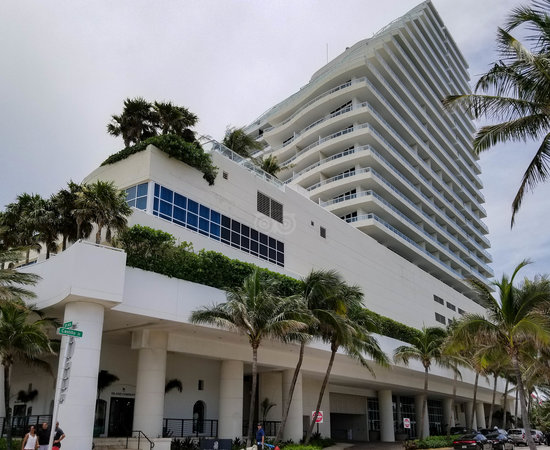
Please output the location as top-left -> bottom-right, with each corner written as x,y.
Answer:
163,419 -> 218,438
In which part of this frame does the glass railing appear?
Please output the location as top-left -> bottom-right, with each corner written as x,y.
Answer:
307,168 -> 368,191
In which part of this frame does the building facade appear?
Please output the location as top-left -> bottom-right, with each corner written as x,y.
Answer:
8,2 -> 511,450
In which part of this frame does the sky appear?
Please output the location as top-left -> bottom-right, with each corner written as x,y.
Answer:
1,0 -> 549,282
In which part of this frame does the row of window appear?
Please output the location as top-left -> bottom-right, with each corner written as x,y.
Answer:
126,183 -> 148,210
434,295 -> 465,316
151,184 -> 285,267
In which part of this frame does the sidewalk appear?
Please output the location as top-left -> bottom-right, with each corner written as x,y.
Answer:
324,442 -> 407,450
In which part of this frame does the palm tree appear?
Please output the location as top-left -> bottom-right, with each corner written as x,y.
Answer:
304,276 -> 387,444
76,181 -> 132,244
107,97 -> 157,147
452,260 -> 550,450
165,378 -> 183,394
190,270 -> 307,445
153,101 -> 198,142
0,248 -> 41,303
394,326 -> 448,439
0,302 -> 54,450
97,369 -> 119,398
443,1 -> 550,226
256,155 -> 282,178
222,126 -> 263,158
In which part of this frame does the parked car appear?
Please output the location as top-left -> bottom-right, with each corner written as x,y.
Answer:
453,432 -> 490,450
508,429 -> 527,446
451,427 -> 472,435
486,430 -> 513,450
531,430 -> 546,445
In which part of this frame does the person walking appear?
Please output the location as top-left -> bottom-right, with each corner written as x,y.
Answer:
22,425 -> 38,450
52,422 -> 65,448
37,422 -> 50,450
256,423 -> 265,450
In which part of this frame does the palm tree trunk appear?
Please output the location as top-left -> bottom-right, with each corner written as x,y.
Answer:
488,373 -> 497,428
420,366 -> 428,439
502,378 -> 509,429
95,226 -> 102,244
468,373 -> 479,430
62,235 -> 67,251
305,344 -> 337,444
246,345 -> 259,446
447,370 -> 458,437
275,341 -> 305,444
514,388 -> 518,423
4,364 -> 12,450
25,248 -> 30,264
512,355 -> 536,450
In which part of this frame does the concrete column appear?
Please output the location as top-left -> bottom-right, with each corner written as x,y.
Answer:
282,369 -> 303,442
476,402 -> 486,429
132,330 -> 168,438
378,389 -> 395,442
57,301 -> 105,450
260,372 -> 282,425
219,360 -> 244,439
415,394 -> 429,438
442,398 -> 454,434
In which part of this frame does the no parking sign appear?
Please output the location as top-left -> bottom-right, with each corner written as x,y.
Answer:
403,418 -> 411,429
312,411 -> 324,423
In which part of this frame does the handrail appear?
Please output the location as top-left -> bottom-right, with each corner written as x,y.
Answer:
127,430 -> 154,449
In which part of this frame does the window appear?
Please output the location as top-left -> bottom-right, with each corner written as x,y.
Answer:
153,183 -> 284,267
198,380 -> 204,391
222,171 -> 229,180
433,295 -> 444,305
340,211 -> 357,222
320,227 -> 326,239
334,189 -> 356,203
330,101 -> 352,115
446,302 -> 456,312
458,308 -> 466,315
435,312 -> 446,324
257,191 -> 283,223
125,182 -> 148,210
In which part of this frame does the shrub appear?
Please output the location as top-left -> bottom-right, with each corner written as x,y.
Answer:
413,434 -> 459,449
102,134 -> 218,185
171,436 -> 199,450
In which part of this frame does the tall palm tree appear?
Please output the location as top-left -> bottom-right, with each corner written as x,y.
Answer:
0,302 -> 54,450
304,276 -> 387,444
394,326 -> 448,439
107,97 -> 157,147
443,1 -> 550,226
153,101 -> 198,142
0,248 -> 41,303
222,126 -> 263,158
76,181 -> 132,244
190,270 -> 307,445
256,155 -> 282,178
452,260 -> 550,450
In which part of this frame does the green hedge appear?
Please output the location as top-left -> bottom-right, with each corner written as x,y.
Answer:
117,225 -> 420,342
102,134 -> 218,185
413,434 -> 459,449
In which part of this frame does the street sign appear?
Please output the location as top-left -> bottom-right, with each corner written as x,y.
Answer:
312,411 -> 323,423
63,321 -> 73,328
403,418 -> 411,429
57,327 -> 83,337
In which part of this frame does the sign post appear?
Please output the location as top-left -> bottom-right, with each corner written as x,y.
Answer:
312,410 -> 323,434
49,323 -> 84,450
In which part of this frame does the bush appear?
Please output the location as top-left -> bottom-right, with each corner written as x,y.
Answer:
171,436 -> 199,450
102,134 -> 218,185
413,434 -> 459,449
0,439 -> 23,450
283,446 -> 322,450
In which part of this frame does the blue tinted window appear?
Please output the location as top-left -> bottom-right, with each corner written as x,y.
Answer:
161,187 -> 173,202
154,183 -> 160,196
174,207 -> 186,223
160,200 -> 172,216
221,227 -> 230,243
136,197 -> 147,210
200,205 -> 210,219
153,198 -> 159,212
187,213 -> 198,229
211,211 -> 221,224
210,223 -> 220,237
199,218 -> 209,234
137,183 -> 148,197
221,215 -> 231,228
126,186 -> 137,200
160,214 -> 171,221
127,198 -> 136,207
188,199 -> 198,214
174,193 -> 187,209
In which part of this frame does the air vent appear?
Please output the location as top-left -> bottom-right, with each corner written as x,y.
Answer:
257,191 -> 283,224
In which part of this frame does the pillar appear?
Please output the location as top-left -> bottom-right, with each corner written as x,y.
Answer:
415,394 -> 429,438
476,402 -> 486,429
282,369 -> 303,442
378,389 -> 395,442
132,330 -> 168,438
442,398 -> 454,434
219,360 -> 244,439
465,401 -> 476,430
57,301 -> 105,450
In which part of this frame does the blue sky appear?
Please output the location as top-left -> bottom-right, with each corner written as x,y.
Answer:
1,0 -> 548,282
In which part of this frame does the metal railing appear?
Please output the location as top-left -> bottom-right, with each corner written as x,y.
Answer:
127,430 -> 154,449
0,415 -> 52,438
163,419 -> 218,438
242,421 -> 280,438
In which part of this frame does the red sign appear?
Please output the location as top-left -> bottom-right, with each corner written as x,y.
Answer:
403,418 -> 411,429
312,411 -> 323,423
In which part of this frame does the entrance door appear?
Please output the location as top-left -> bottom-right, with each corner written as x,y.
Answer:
108,397 -> 134,437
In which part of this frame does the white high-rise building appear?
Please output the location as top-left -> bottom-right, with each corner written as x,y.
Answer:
247,0 -> 492,299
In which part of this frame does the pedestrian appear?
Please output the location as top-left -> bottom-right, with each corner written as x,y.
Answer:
256,423 -> 265,450
22,424 -> 38,450
37,422 -> 50,450
52,422 -> 65,448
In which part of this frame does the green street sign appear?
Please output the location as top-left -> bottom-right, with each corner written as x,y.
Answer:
63,321 -> 73,328
57,327 -> 83,338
